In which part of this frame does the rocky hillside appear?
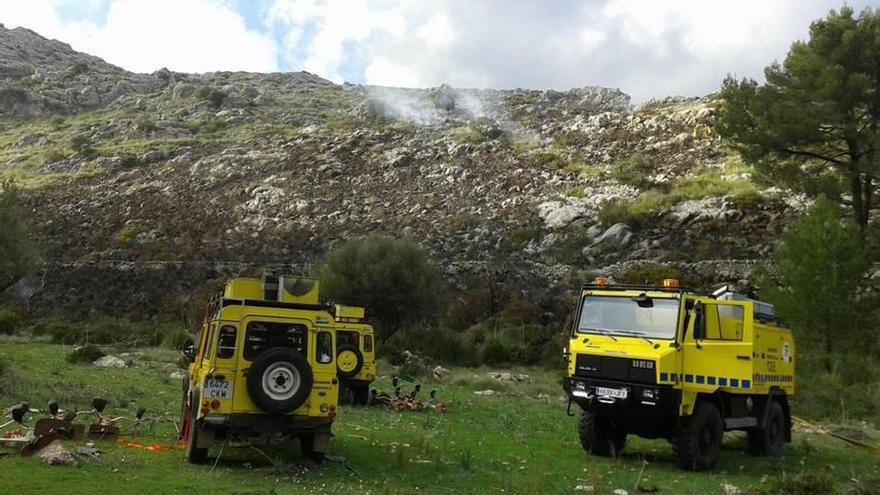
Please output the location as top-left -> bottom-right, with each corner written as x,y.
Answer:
0,26 -> 807,317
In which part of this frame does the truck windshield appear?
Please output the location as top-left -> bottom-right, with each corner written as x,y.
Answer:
577,295 -> 680,340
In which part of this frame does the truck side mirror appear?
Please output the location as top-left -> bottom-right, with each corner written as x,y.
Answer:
693,303 -> 706,341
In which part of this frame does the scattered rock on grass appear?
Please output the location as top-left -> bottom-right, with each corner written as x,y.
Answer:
432,365 -> 449,378
169,370 -> 186,380
474,389 -> 496,395
37,440 -> 76,466
93,355 -> 126,368
487,371 -> 530,383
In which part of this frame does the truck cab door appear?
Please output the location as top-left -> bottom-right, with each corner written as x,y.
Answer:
681,299 -> 753,393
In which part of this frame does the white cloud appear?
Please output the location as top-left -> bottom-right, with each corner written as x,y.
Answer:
0,0 -> 278,73
267,0 -> 869,101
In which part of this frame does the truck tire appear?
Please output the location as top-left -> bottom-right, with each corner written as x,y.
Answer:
247,348 -> 313,414
747,400 -> 785,456
183,408 -> 208,464
336,345 -> 364,378
578,410 -> 626,457
673,401 -> 723,471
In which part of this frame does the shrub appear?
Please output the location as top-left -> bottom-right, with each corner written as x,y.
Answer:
69,133 -> 93,155
66,344 -> 105,364
31,316 -> 170,347
0,308 -> 20,334
480,338 -> 534,366
160,327 -> 192,350
114,223 -> 144,246
762,197 -> 874,364
42,146 -> 67,164
611,153 -> 656,189
619,263 -> 684,285
317,236 -> 448,339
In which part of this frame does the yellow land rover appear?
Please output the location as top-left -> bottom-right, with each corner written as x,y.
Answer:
180,275 -> 341,464
333,308 -> 376,405
564,278 -> 795,471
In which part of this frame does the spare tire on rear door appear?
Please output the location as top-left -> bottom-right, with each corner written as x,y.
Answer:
336,344 -> 364,378
247,347 -> 313,414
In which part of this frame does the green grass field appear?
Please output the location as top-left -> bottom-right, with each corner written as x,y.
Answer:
1,342 -> 879,495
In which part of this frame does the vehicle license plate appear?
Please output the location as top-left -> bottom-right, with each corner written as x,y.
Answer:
204,379 -> 232,399
594,386 -> 627,399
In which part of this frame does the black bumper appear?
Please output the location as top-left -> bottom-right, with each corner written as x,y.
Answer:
565,376 -> 680,439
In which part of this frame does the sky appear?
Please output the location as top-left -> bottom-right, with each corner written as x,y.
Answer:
0,0 -> 877,101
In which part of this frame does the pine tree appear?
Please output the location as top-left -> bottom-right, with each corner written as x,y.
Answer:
718,6 -> 880,227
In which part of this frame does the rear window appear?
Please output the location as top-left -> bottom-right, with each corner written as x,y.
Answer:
244,321 -> 307,361
338,330 -> 359,348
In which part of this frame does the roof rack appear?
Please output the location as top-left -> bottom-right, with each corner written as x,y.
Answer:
581,283 -> 710,296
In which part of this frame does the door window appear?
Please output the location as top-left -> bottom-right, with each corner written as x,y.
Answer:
243,322 -> 307,360
216,326 -> 237,358
703,304 -> 744,341
316,331 -> 333,364
363,335 -> 373,353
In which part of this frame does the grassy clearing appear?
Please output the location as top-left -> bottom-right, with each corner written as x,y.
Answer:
1,342 -> 879,494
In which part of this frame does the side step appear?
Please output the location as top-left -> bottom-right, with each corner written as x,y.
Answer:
724,417 -> 758,430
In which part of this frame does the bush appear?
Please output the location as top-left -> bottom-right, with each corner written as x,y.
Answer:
69,133 -> 93,155
611,153 -> 657,189
480,338 -> 535,366
318,236 -> 448,339
0,308 -> 20,334
619,263 -> 685,285
762,197 -> 875,363
66,344 -> 105,364
30,316 -> 174,347
160,327 -> 192,350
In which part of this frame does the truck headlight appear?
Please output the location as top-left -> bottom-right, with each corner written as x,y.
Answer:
642,389 -> 658,400
575,381 -> 586,391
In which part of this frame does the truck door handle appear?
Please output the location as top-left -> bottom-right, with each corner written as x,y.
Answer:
736,355 -> 751,361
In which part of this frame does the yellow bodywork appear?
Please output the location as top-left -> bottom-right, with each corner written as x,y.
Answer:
189,277 -> 339,420
567,287 -> 795,416
334,304 -> 376,384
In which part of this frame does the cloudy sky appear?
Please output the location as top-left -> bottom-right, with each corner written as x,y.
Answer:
0,0 -> 876,101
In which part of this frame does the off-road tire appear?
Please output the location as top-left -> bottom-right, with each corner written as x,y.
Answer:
747,400 -> 785,456
183,409 -> 208,464
578,410 -> 626,457
673,401 -> 723,471
336,344 -> 364,378
246,347 -> 313,414
299,433 -> 326,463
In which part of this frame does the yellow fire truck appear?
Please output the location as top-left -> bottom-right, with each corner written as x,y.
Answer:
564,278 -> 795,471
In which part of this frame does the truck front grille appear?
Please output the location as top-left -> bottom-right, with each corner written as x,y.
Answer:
575,354 -> 656,384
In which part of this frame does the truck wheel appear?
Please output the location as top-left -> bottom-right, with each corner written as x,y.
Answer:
747,400 -> 785,456
578,410 -> 626,457
183,409 -> 208,464
247,348 -> 313,414
673,401 -> 723,471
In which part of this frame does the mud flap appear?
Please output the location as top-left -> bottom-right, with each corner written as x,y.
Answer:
311,430 -> 332,454
196,424 -> 214,449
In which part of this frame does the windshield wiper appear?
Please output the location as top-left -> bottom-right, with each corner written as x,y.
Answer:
581,328 -> 618,341
613,330 -> 655,346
